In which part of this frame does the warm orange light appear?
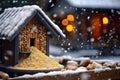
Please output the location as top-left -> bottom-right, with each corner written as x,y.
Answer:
67,14 -> 74,21
66,25 -> 73,32
102,17 -> 109,25
61,19 -> 68,26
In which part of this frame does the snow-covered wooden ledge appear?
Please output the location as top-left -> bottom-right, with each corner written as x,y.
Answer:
9,67 -> 120,80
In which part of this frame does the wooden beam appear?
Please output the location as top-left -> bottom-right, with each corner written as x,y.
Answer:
13,35 -> 19,66
8,68 -> 120,80
0,39 -> 2,64
46,33 -> 50,56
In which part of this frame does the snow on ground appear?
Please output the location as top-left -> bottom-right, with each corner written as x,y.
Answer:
49,44 -> 120,62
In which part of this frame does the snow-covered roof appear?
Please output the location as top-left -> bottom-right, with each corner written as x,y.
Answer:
0,5 -> 65,41
67,0 -> 120,9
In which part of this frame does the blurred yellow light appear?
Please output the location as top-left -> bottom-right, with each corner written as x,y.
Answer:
66,25 -> 73,32
103,17 -> 109,24
61,19 -> 68,26
67,14 -> 74,21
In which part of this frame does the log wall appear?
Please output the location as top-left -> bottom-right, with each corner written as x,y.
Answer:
19,17 -> 47,54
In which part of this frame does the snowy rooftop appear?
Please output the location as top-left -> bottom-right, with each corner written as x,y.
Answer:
67,0 -> 120,9
0,5 -> 65,41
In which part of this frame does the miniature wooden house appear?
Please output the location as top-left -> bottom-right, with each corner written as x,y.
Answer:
0,5 -> 65,66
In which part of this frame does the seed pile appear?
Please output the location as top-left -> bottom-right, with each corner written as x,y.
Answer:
14,47 -> 62,69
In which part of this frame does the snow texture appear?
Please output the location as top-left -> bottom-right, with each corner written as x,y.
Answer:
16,66 -> 120,79
16,69 -> 87,79
67,0 -> 120,9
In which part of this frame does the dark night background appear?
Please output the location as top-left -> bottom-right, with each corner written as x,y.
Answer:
0,0 -> 57,14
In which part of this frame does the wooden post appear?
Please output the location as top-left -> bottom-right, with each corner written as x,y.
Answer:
13,35 -> 19,66
46,33 -> 50,56
0,39 -> 2,64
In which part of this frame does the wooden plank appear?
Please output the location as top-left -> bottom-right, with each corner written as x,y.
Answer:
8,68 -> 120,80
2,40 -> 14,66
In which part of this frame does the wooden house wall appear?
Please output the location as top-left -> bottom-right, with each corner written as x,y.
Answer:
0,39 -> 2,63
19,17 -> 47,54
1,40 -> 14,66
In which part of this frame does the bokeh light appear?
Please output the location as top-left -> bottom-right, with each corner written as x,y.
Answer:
66,25 -> 73,32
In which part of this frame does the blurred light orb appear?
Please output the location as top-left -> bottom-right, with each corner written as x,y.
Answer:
102,17 -> 109,24
62,19 -> 69,26
67,14 -> 74,21
66,25 -> 73,32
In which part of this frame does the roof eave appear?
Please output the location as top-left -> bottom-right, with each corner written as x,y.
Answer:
35,6 -> 66,38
